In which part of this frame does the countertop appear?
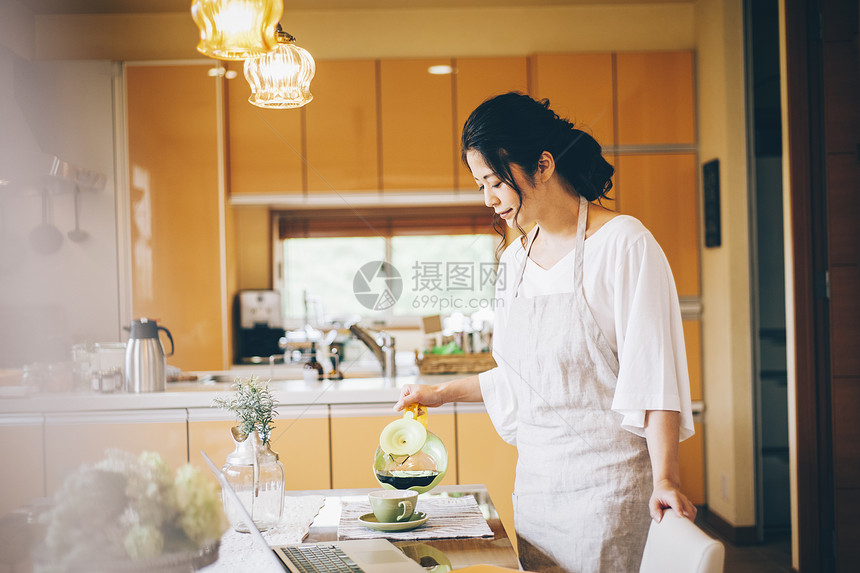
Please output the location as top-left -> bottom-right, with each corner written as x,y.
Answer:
0,359 -> 705,417
0,366 -> 463,415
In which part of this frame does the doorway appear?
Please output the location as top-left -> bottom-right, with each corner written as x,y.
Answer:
745,0 -> 791,543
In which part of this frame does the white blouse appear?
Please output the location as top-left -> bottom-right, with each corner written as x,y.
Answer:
478,215 -> 695,443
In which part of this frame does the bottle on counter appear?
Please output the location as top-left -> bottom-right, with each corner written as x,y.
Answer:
328,346 -> 344,380
303,342 -> 325,382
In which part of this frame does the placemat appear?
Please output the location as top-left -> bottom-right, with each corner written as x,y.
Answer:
201,494 -> 325,572
338,494 -> 494,541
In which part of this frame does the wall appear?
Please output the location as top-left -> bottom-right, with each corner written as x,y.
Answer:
694,0 -> 756,529
0,40 -> 122,368
31,4 -> 695,60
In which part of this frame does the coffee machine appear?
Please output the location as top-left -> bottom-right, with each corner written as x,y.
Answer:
236,290 -> 286,363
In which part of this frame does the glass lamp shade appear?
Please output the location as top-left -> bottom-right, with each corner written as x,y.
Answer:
244,30 -> 315,109
191,0 -> 283,61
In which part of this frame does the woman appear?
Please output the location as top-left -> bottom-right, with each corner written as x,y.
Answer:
395,92 -> 696,572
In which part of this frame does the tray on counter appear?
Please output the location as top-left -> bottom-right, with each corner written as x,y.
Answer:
414,350 -> 497,374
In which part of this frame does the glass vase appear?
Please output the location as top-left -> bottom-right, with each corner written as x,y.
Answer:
222,426 -> 285,532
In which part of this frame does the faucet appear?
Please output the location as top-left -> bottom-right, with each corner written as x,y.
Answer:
348,324 -> 397,378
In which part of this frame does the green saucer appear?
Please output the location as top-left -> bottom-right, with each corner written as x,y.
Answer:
358,511 -> 428,532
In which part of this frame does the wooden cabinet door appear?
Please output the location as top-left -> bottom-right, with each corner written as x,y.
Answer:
226,61 -> 304,195
0,414 -> 44,516
330,404 -> 457,490
188,405 -> 330,491
305,59 -> 380,193
684,320 -> 703,402
456,405 -> 518,550
455,57 -> 529,190
126,64 -> 225,370
616,52 -> 695,145
679,419 -> 705,505
43,410 -> 188,496
614,153 -> 700,297
530,53 -> 615,147
379,58 -> 456,191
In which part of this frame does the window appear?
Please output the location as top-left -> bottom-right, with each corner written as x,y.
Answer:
280,234 -> 496,323
390,235 -> 496,316
282,236 -> 386,321
276,207 -> 498,324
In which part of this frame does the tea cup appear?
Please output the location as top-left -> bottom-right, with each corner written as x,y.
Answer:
368,489 -> 418,523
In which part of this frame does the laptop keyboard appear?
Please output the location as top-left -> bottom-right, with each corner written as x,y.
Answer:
281,544 -> 365,573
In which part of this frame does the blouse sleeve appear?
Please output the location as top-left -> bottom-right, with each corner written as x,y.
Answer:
609,231 -> 695,442
478,242 -> 521,446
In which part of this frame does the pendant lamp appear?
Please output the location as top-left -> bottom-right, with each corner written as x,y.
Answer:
243,25 -> 315,109
191,0 -> 283,61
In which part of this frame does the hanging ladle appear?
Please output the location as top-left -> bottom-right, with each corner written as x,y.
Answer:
29,188 -> 63,255
67,185 -> 88,242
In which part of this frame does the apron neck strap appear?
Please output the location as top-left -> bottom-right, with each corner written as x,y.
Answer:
572,194 -> 589,290
514,194 -> 590,296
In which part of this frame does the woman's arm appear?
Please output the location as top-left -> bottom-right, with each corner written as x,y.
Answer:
644,410 -> 698,522
394,374 -> 483,411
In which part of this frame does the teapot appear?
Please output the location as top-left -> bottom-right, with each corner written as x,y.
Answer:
124,318 -> 174,393
373,404 -> 448,493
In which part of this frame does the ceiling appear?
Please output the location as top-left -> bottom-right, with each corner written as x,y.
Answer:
20,0 -> 691,15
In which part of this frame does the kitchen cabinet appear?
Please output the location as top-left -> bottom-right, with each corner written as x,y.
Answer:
305,59 -> 380,193
43,410 -> 188,496
530,53 -> 616,147
125,64 -> 226,370
188,405 -> 330,491
0,414 -> 44,516
455,404 -> 518,551
379,58 -> 456,191
679,420 -> 706,505
614,153 -> 700,297
226,61 -> 305,195
681,320 -> 705,505
454,56 -> 530,190
615,52 -> 696,146
684,320 -> 703,402
330,404 -> 457,490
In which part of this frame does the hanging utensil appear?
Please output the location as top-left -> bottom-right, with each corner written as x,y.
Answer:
29,188 -> 63,255
67,185 -> 88,242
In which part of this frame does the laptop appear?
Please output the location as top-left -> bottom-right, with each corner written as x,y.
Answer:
201,451 -> 426,573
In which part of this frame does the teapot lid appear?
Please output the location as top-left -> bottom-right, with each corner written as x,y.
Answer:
379,409 -> 427,456
129,317 -> 159,338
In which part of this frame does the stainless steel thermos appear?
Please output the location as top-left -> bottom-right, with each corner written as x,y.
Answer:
124,318 -> 174,392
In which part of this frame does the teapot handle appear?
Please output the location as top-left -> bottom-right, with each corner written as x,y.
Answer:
405,403 -> 428,427
159,326 -> 175,357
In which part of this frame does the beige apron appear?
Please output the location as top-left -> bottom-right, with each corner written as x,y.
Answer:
494,195 -> 652,573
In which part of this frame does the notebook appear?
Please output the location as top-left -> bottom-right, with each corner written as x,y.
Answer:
201,451 -> 425,573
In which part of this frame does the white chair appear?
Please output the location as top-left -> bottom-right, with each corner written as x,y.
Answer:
639,510 -> 726,573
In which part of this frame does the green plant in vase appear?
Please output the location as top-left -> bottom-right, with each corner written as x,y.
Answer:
212,376 -> 278,444
212,376 -> 286,532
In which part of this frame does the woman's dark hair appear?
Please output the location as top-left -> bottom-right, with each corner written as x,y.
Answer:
461,92 -> 614,254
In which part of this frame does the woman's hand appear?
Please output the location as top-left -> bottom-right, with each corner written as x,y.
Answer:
394,375 -> 484,412
393,383 -> 446,412
644,410 -> 697,522
649,478 -> 697,522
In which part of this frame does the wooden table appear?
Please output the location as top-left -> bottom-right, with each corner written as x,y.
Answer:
291,484 -> 520,571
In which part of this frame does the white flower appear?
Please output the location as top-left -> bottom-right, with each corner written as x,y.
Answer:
124,524 -> 164,560
40,450 -> 228,568
174,464 -> 229,544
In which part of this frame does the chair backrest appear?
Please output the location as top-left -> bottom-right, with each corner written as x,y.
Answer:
639,510 -> 725,573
